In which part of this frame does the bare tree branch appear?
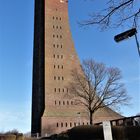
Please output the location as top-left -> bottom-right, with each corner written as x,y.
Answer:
66,59 -> 130,125
80,0 -> 140,29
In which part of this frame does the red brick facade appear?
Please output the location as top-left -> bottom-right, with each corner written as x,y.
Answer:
41,0 -> 122,136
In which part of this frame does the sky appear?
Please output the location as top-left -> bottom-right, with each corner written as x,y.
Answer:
0,0 -> 139,133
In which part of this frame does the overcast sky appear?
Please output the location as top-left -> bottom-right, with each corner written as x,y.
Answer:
0,0 -> 139,133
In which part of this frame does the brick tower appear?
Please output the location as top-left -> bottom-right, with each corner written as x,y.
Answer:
42,0 -> 89,136
32,0 -> 122,136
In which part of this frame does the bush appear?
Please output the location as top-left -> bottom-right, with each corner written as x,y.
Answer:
16,133 -> 24,140
5,129 -> 19,135
0,134 -> 16,140
0,129 -> 24,140
24,137 -> 37,140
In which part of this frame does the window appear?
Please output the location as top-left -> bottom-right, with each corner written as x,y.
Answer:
71,101 -> 73,105
54,88 -> 56,92
60,35 -> 62,38
53,55 -> 64,59
55,100 -> 57,105
61,123 -> 63,127
70,122 -> 72,127
74,122 -> 76,126
54,65 -> 56,69
65,122 -> 67,127
63,88 -> 64,92
67,101 -> 69,105
58,65 -> 59,69
63,101 -> 65,105
58,88 -> 60,92
54,76 -> 65,81
61,45 -> 63,48
62,65 -> 63,69
57,123 -> 59,127
53,34 -> 55,38
53,44 -> 55,48
57,44 -> 59,48
59,101 -> 61,105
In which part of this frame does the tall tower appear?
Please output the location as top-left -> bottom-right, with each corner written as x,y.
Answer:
42,0 -> 89,135
32,0 -> 122,136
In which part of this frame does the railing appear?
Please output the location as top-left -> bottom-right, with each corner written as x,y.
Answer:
95,115 -> 140,126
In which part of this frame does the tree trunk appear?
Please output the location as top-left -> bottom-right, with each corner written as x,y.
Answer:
90,111 -> 93,125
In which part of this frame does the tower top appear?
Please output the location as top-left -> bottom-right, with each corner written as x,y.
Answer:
60,0 -> 68,3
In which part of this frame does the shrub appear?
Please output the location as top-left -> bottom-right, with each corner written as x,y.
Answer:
5,129 -> 19,135
0,134 -> 16,140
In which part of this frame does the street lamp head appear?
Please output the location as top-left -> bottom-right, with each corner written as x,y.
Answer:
114,28 -> 140,57
114,28 -> 137,42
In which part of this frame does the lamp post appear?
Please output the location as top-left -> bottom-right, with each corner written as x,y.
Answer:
114,28 -> 140,57
134,31 -> 140,57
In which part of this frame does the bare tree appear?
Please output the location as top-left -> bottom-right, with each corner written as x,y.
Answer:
81,0 -> 140,30
67,59 -> 130,125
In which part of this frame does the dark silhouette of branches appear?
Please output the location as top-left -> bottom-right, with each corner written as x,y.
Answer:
81,0 -> 140,30
67,59 -> 130,125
